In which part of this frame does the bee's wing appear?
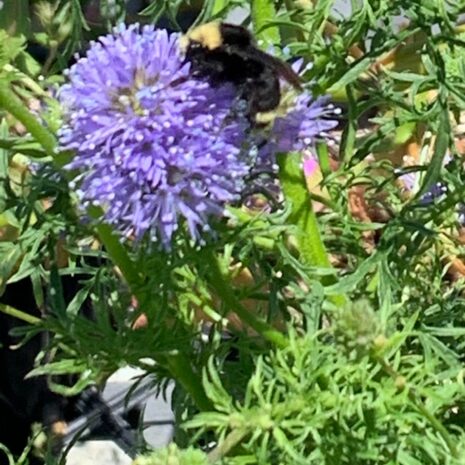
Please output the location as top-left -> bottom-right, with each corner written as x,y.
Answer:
247,48 -> 303,90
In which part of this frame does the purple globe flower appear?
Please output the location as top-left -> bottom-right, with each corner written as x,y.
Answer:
58,23 -> 250,247
58,23 -> 337,247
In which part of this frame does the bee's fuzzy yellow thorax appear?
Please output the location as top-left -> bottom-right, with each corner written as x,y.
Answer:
180,22 -> 222,52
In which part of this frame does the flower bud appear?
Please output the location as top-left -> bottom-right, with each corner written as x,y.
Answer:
34,1 -> 56,29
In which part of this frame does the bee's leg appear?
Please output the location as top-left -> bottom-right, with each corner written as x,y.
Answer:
220,88 -> 251,127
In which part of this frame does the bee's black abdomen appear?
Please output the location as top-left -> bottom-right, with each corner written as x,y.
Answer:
246,68 -> 281,114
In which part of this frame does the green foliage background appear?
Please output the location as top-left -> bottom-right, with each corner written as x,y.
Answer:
1,0 -> 465,464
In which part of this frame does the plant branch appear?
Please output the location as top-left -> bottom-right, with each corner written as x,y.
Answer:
166,352 -> 212,412
0,83 -> 56,155
375,354 -> 458,459
89,208 -> 211,411
206,249 -> 289,349
0,303 -> 40,325
208,428 -> 248,463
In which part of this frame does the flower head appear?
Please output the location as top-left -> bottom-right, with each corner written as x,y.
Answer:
59,24 -> 249,247
58,24 -> 337,247
251,63 -> 338,189
270,94 -> 338,153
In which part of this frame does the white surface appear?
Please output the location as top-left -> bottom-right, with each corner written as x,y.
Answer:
66,440 -> 132,465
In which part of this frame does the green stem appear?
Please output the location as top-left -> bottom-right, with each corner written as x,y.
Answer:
0,303 -> 40,325
308,192 -> 338,211
0,83 -> 56,155
166,352 -> 212,411
41,41 -> 58,76
340,85 -> 356,162
315,142 -> 331,178
278,153 -> 345,306
278,153 -> 331,269
206,249 -> 289,349
89,207 -> 146,299
208,428 -> 248,463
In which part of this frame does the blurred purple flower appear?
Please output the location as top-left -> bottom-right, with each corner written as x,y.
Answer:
270,95 -> 338,153
264,57 -> 338,155
397,153 -> 450,204
58,24 -> 249,247
253,63 -> 338,186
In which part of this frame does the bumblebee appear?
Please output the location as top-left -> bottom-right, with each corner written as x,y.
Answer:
180,22 -> 303,122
